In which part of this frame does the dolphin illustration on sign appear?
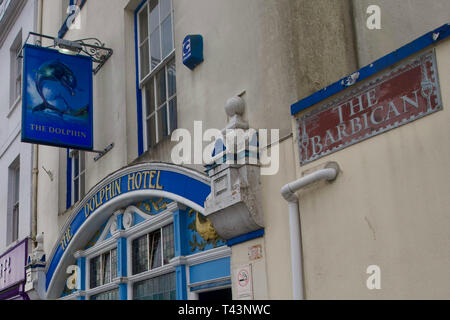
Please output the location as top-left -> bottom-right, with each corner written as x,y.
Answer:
31,60 -> 88,117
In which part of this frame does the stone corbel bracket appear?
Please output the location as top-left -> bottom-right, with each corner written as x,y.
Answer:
204,96 -> 264,240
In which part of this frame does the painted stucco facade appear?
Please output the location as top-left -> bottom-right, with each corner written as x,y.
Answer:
11,0 -> 450,300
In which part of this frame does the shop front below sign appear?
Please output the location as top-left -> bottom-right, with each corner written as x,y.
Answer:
0,239 -> 29,300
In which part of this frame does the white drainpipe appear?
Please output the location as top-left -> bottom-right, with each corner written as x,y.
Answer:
281,162 -> 340,300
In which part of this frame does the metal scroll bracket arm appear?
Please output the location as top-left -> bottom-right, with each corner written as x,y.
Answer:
87,143 -> 115,162
22,32 -> 113,75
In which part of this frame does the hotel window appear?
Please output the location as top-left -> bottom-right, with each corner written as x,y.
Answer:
89,248 -> 117,289
10,30 -> 22,108
131,224 -> 175,299
132,224 -> 174,275
133,272 -> 176,300
8,161 -> 20,244
70,150 -> 86,205
91,288 -> 119,300
137,0 -> 177,150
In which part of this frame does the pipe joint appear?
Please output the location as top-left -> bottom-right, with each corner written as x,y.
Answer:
281,162 -> 340,202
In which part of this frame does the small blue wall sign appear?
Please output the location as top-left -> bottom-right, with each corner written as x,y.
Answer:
182,35 -> 204,70
21,44 -> 93,150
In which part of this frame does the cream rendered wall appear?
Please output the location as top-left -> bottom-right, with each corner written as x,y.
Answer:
136,0 -> 356,168
169,0 -> 357,300
291,39 -> 450,299
352,0 -> 450,67
230,138 -> 297,300
168,0 -> 358,300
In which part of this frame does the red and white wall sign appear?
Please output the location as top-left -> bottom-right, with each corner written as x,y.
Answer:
296,50 -> 443,166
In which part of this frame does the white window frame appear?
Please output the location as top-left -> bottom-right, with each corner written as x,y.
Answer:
8,158 -> 20,244
130,224 -> 174,276
88,248 -> 118,290
137,0 -> 177,152
83,235 -> 119,300
127,210 -> 176,300
10,30 -> 22,109
142,59 -> 177,149
69,149 -> 86,205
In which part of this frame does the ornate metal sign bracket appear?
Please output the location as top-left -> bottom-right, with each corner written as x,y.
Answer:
22,32 -> 113,75
91,143 -> 115,162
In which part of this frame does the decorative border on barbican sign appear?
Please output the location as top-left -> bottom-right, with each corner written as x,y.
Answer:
296,49 -> 442,166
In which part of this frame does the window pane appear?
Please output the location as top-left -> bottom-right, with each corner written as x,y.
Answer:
162,224 -> 174,264
17,54 -> 22,77
103,251 -> 111,285
80,173 -> 85,200
73,155 -> 79,178
15,56 -> 22,99
147,115 -> 156,148
161,15 -> 173,58
14,168 -> 20,203
80,151 -> 85,172
160,0 -> 171,19
140,41 -> 150,79
12,205 -> 19,242
132,235 -> 149,275
74,177 -> 79,203
133,273 -> 176,300
139,5 -> 148,42
167,59 -> 176,97
150,28 -> 161,69
169,97 -> 177,133
90,256 -> 101,288
91,288 -> 119,300
149,0 -> 159,33
156,68 -> 166,105
111,248 -> 117,280
149,230 -> 162,269
145,81 -> 155,116
157,105 -> 168,138
15,76 -> 21,100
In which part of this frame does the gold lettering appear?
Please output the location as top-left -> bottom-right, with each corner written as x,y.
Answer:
99,189 -> 105,205
156,171 -> 163,190
142,171 -> 149,189
85,203 -> 90,218
61,226 -> 73,251
105,183 -> 112,201
149,171 -> 156,189
94,193 -> 100,208
128,173 -> 136,191
135,172 -> 142,189
89,198 -> 95,212
115,179 -> 121,196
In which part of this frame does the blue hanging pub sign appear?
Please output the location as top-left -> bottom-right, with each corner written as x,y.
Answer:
21,44 -> 94,150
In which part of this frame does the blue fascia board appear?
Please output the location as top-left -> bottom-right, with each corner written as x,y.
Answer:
291,23 -> 450,116
226,229 -> 265,247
